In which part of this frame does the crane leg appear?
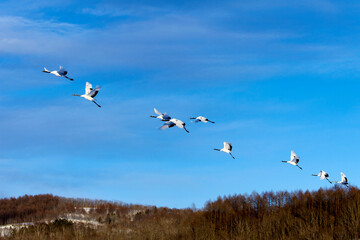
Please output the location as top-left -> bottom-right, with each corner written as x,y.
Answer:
93,101 -> 101,108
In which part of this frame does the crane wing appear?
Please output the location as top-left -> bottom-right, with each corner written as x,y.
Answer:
160,121 -> 175,130
85,82 -> 93,95
224,142 -> 232,151
90,87 -> 100,98
154,108 -> 162,116
57,66 -> 67,75
290,157 -> 299,164
320,171 -> 328,180
162,113 -> 171,121
290,150 -> 299,161
341,172 -> 347,182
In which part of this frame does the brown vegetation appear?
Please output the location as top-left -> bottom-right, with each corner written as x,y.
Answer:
1,186 -> 360,239
0,194 -> 73,225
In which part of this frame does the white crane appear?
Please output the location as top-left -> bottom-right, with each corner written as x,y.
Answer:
214,142 -> 235,159
281,150 -> 302,170
312,170 -> 332,184
160,118 -> 189,133
73,82 -> 101,108
190,116 -> 215,123
332,172 -> 349,187
42,66 -> 74,81
149,108 -> 171,121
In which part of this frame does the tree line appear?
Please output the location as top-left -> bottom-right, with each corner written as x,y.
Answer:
1,186 -> 359,239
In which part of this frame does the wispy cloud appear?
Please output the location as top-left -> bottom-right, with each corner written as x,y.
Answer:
82,5 -> 168,18
1,0 -> 355,87
0,16 -> 82,56
230,0 -> 339,13
0,13 -> 303,86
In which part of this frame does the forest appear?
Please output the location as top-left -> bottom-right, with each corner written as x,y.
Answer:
0,186 -> 359,239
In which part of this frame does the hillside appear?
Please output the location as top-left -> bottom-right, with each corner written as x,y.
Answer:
0,186 -> 359,239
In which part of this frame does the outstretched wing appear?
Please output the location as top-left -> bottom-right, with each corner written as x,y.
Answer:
341,172 -> 347,182
162,113 -> 171,121
58,66 -> 67,75
290,150 -> 299,161
154,108 -> 162,116
89,87 -> 100,98
224,142 -> 232,151
289,153 -> 299,164
86,82 -> 93,95
160,121 -> 175,130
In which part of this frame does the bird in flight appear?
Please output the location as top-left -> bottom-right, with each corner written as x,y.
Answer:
282,150 -> 302,170
42,66 -> 74,81
214,142 -> 235,159
190,116 -> 215,123
312,170 -> 332,184
73,82 -> 101,108
150,108 -> 171,121
160,118 -> 189,133
332,172 -> 349,187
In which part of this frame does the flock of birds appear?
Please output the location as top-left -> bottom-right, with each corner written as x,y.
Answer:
149,108 -> 215,134
43,66 -> 102,107
42,66 -> 350,188
282,151 -> 349,187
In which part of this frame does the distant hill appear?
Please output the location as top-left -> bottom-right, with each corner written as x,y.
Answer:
0,187 -> 359,239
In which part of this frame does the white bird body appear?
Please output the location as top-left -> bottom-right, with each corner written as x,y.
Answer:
50,70 -> 61,77
333,172 -> 348,187
312,170 -> 332,184
150,108 -> 171,121
282,150 -> 302,169
82,95 -> 96,101
42,66 -> 73,81
73,82 -> 101,108
190,116 -> 215,123
214,142 -> 234,159
160,118 -> 189,133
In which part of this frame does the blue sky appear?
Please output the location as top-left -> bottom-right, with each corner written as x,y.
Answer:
1,0 -> 360,208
